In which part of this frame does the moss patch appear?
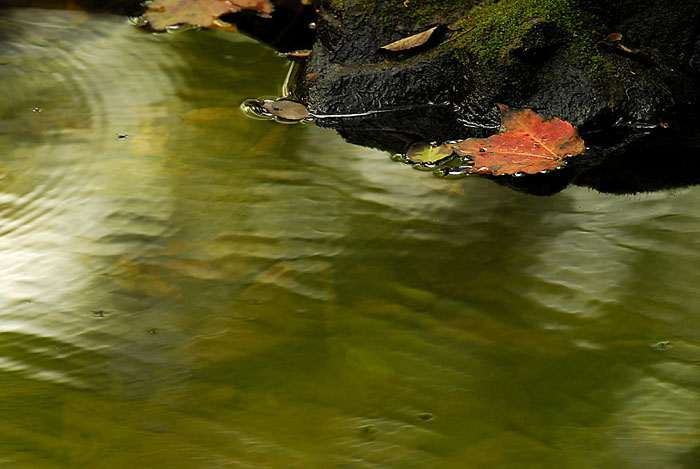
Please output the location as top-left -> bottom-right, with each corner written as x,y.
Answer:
449,0 -> 604,66
330,0 -> 472,25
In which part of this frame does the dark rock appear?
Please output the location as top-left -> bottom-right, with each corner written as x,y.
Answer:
287,0 -> 700,194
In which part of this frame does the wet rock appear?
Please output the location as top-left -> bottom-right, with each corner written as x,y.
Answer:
289,0 -> 700,194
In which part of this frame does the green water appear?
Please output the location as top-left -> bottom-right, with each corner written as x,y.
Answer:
1,8 -> 699,468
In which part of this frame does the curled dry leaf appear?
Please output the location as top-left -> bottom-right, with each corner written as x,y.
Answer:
144,0 -> 274,31
261,99 -> 310,121
449,105 -> 585,176
598,32 -> 640,55
380,26 -> 439,52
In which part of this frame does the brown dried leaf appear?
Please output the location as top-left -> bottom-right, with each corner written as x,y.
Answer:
380,26 -> 438,52
144,0 -> 274,31
261,99 -> 310,121
598,32 -> 640,55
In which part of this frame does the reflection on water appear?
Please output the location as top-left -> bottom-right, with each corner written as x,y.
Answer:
1,8 -> 699,468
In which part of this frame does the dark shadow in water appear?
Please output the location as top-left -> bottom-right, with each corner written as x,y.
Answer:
312,101 -> 700,196
223,2 -> 317,53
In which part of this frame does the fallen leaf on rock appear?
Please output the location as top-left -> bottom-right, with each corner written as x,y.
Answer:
144,0 -> 274,31
380,26 -> 438,52
261,99 -> 310,121
597,32 -> 640,55
450,105 -> 585,176
405,142 -> 454,164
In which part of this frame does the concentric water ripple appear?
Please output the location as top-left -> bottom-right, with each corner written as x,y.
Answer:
1,7 -> 700,468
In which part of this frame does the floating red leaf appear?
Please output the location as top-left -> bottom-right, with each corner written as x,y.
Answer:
144,0 -> 274,31
451,105 -> 585,176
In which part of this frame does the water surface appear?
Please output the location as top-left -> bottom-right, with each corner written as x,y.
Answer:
1,8 -> 699,468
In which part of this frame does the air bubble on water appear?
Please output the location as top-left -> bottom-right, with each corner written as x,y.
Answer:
413,163 -> 437,172
240,99 -> 274,120
165,23 -> 199,34
512,171 -> 526,177
435,165 -> 472,179
308,22 -> 317,29
651,340 -> 672,350
128,16 -> 148,27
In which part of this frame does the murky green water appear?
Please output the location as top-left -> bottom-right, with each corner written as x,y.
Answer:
1,8 -> 699,468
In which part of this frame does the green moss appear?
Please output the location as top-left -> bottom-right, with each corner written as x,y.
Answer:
331,0 -> 611,76
448,0 -> 603,66
331,0 -> 469,25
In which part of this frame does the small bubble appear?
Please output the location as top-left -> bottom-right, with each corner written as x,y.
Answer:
359,425 -> 377,437
128,16 -> 148,27
479,148 -> 486,152
241,99 -> 273,120
32,107 -> 42,113
92,310 -> 110,318
148,328 -> 161,335
165,23 -> 198,34
651,341 -> 672,350
435,165 -> 473,179
308,22 -> 317,29
512,171 -> 526,177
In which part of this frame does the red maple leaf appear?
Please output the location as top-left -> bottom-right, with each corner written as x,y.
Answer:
144,0 -> 274,31
451,104 -> 585,176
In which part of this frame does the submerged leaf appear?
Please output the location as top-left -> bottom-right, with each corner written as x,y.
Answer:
144,0 -> 274,31
450,105 -> 585,176
180,107 -> 234,123
380,26 -> 439,52
405,142 -> 454,164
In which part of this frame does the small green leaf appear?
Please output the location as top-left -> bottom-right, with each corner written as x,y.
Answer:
405,142 -> 454,164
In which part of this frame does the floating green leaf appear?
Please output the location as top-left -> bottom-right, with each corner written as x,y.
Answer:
405,142 -> 454,164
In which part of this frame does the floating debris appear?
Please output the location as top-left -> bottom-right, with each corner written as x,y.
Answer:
241,98 -> 313,123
